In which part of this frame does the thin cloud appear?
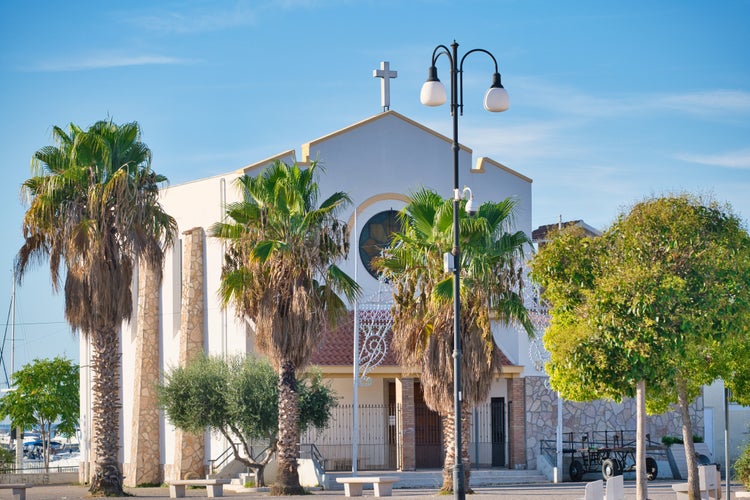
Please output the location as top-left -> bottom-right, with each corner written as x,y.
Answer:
514,77 -> 750,120
127,7 -> 260,34
122,0 -> 344,34
30,54 -> 191,72
655,90 -> 750,116
676,148 -> 750,170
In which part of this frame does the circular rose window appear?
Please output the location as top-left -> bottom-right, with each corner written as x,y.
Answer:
358,210 -> 401,278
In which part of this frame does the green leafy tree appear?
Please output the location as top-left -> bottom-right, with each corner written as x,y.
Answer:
210,160 -> 359,494
374,188 -> 533,493
532,194 -> 750,500
0,447 -> 13,473
158,355 -> 336,486
16,119 -> 176,495
0,357 -> 79,470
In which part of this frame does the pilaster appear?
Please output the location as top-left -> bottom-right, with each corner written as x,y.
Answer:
508,377 -> 527,469
125,261 -> 162,486
172,227 -> 206,480
396,377 -> 416,471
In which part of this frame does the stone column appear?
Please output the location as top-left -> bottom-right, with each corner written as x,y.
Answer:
508,377 -> 527,469
124,261 -> 163,486
396,377 -> 416,471
172,227 -> 206,480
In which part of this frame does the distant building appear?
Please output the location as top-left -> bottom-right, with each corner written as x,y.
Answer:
531,219 -> 601,247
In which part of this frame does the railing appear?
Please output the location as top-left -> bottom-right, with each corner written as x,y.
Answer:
209,443 -> 240,474
299,442 -> 326,480
209,440 -> 273,475
0,463 -> 78,474
299,443 -> 325,469
540,439 -> 556,464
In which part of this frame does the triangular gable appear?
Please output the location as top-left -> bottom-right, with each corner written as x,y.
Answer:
300,110 -> 471,162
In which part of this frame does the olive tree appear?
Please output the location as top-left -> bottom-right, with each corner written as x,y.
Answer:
158,355 -> 336,486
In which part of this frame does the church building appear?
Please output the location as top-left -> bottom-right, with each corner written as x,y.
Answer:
77,62 -> 701,486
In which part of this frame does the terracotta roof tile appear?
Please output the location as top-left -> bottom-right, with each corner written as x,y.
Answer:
311,312 -> 515,369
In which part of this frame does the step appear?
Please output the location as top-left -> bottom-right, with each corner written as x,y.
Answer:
324,469 -> 550,490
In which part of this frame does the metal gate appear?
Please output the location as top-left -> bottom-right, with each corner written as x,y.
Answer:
415,403 -> 443,468
491,397 -> 506,467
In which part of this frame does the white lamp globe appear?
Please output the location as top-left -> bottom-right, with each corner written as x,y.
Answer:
421,80 -> 447,107
483,72 -> 509,112
484,86 -> 509,112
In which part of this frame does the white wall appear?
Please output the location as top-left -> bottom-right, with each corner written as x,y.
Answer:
703,379 -> 750,475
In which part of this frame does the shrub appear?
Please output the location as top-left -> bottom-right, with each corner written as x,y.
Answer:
0,446 -> 15,472
661,434 -> 704,446
735,440 -> 750,489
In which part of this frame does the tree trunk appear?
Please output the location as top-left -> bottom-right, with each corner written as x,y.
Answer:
635,379 -> 648,500
88,325 -> 124,496
441,412 -> 456,493
255,466 -> 266,488
460,401 -> 472,493
677,378 -> 701,500
271,359 -> 304,495
440,402 -> 472,494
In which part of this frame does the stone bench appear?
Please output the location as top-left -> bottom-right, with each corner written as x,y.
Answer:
166,478 -> 231,498
336,476 -> 399,497
671,464 -> 720,500
0,484 -> 32,500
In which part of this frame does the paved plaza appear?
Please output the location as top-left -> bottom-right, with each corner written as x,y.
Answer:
13,481 -> 747,499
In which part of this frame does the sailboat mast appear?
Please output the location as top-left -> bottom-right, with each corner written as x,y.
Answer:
10,271 -> 15,375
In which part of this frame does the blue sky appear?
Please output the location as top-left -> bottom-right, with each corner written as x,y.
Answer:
1,0 -> 748,373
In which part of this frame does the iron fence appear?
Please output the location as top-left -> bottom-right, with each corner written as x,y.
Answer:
300,402 -> 504,471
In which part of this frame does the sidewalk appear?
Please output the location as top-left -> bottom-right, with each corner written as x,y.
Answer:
17,481 -> 747,499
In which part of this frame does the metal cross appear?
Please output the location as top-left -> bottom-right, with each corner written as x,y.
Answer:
373,61 -> 397,111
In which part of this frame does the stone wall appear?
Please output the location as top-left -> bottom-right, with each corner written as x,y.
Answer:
524,376 -> 704,470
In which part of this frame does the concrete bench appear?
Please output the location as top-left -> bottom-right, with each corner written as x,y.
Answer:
671,464 -> 720,500
336,476 -> 399,497
605,475 -> 624,500
0,484 -> 32,500
167,478 -> 231,498
575,479 -> 603,500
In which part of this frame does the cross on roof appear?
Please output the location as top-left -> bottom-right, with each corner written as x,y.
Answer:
373,61 -> 397,112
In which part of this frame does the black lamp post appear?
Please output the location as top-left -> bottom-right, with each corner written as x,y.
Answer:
420,40 -> 509,500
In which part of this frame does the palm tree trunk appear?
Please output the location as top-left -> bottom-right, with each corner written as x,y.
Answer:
440,402 -> 472,494
677,378 -> 701,500
271,359 -> 304,495
461,402 -> 472,493
88,325 -> 124,496
441,412 -> 455,493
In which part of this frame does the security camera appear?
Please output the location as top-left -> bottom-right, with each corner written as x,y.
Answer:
465,198 -> 477,217
463,187 -> 477,216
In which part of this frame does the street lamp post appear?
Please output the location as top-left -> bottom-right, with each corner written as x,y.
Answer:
420,41 -> 509,500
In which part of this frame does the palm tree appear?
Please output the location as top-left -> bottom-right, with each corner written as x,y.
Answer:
16,119 -> 176,496
374,188 -> 533,493
211,160 -> 360,495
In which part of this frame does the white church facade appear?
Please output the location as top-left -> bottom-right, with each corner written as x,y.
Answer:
77,106 -> 542,485
75,66 -> 717,486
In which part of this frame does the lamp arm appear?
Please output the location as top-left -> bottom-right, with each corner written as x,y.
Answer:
458,48 -> 501,115
459,48 -> 500,74
430,45 -> 454,67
